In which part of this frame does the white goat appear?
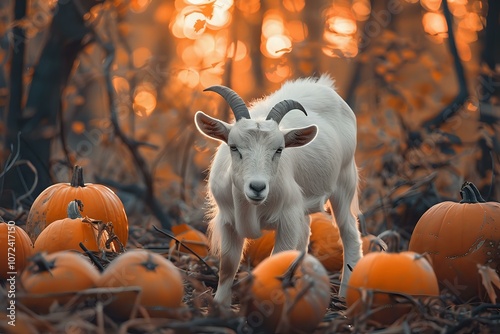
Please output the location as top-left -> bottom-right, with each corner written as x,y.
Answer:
194,75 -> 362,306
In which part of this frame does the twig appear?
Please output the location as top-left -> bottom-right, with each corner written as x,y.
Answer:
152,225 -> 218,279
422,0 -> 469,129
72,2 -> 172,230
79,242 -> 105,272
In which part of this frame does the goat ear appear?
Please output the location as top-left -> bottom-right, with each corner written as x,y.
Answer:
283,125 -> 318,148
195,111 -> 231,143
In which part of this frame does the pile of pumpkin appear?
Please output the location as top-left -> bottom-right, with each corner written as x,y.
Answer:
1,170 -> 499,332
0,165 -> 192,321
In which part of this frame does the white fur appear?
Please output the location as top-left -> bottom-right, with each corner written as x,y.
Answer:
195,75 -> 363,306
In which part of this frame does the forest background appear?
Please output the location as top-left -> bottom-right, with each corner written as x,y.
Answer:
0,0 -> 499,245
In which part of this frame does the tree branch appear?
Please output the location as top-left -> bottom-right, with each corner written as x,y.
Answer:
422,0 -> 469,130
79,5 -> 173,230
3,0 -> 103,208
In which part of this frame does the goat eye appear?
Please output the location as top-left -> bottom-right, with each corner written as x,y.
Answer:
276,147 -> 283,154
229,145 -> 238,152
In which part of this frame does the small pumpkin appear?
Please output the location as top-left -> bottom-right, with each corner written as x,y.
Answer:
0,222 -> 33,280
27,165 -> 128,245
97,249 -> 185,319
408,181 -> 500,302
346,232 -> 439,325
20,251 -> 100,313
244,250 -> 331,334
308,212 -> 344,272
359,214 -> 387,255
34,200 -> 118,254
169,223 -> 209,258
244,212 -> 344,270
244,230 -> 275,267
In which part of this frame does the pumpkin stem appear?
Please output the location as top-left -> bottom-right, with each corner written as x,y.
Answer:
70,165 -> 86,188
67,200 -> 84,219
142,253 -> 159,271
277,250 -> 306,288
29,253 -> 56,275
377,230 -> 401,253
460,182 -> 486,203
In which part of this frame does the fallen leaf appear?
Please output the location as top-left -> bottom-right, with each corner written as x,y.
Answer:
477,264 -> 500,303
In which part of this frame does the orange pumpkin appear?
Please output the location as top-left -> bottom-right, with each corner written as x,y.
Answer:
20,251 -> 100,313
34,200 -> 118,254
308,212 -> 343,272
359,214 -> 386,255
244,230 -> 275,267
244,212 -> 344,270
169,223 -> 209,257
408,181 -> 500,302
97,249 -> 185,319
245,250 -> 331,333
0,222 -> 33,280
27,165 -> 128,245
346,247 -> 439,324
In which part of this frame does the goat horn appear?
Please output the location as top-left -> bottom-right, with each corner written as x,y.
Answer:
204,86 -> 250,121
266,100 -> 307,124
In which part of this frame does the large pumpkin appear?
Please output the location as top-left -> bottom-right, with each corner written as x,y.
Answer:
408,182 -> 500,302
27,165 -> 128,245
245,250 -> 331,333
34,200 -> 118,254
20,251 -> 100,313
346,250 -> 439,325
0,222 -> 33,280
97,249 -> 185,319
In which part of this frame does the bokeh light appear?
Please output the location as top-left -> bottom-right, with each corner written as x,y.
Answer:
133,83 -> 157,117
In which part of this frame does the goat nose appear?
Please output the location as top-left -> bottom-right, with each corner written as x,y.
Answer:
249,181 -> 266,193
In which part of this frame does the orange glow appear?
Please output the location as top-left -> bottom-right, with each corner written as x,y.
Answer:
283,0 -> 305,13
133,84 -> 157,117
422,12 -> 448,39
287,20 -> 308,42
227,40 -> 248,61
266,65 -> 291,83
202,50 -> 225,73
181,45 -> 202,66
352,0 -> 371,21
130,0 -> 151,13
457,42 -> 471,61
206,6 -> 231,28
177,69 -> 200,88
132,47 -> 152,68
420,0 -> 442,12
262,18 -> 285,38
154,3 -> 173,24
323,31 -> 351,48
171,13 -> 186,38
461,12 -> 483,31
71,121 -> 86,135
194,34 -> 215,56
185,0 -> 210,4
327,16 -> 357,35
450,3 -> 467,17
236,0 -> 260,14
112,76 -> 130,93
264,35 -> 292,59
183,11 -> 206,39
200,71 -> 223,88
457,26 -> 477,43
